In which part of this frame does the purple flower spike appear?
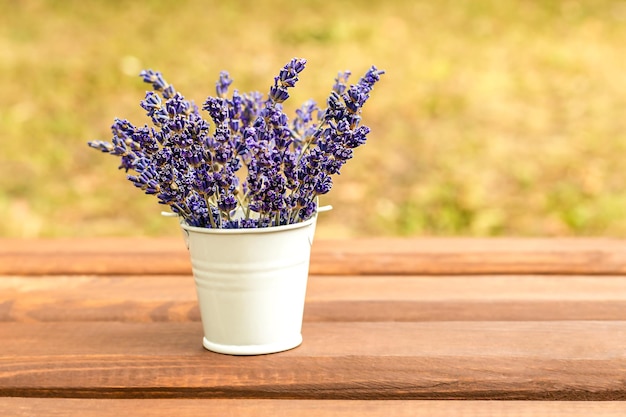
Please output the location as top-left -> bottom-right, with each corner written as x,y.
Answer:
218,194 -> 237,212
269,83 -> 290,103
360,65 -> 385,87
139,69 -> 176,99
216,71 -> 233,98
269,58 -> 307,103
139,69 -> 167,90
279,58 -> 306,85
332,71 -> 351,94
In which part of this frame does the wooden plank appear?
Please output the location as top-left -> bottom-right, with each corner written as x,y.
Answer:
0,238 -> 191,276
0,321 -> 624,400
312,238 -> 626,276
2,398 -> 626,417
2,275 -> 626,322
0,275 -> 198,323
2,238 -> 626,276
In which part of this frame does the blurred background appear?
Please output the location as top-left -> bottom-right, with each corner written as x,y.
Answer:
1,0 -> 625,238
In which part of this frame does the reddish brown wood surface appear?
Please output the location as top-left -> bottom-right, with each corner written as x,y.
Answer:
2,399 -> 626,417
2,275 -> 626,322
1,321 -> 625,400
1,238 -> 626,411
2,238 -> 626,275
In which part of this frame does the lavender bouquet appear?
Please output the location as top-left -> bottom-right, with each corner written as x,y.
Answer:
88,58 -> 384,229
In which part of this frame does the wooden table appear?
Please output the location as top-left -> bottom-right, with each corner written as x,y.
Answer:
1,238 -> 625,415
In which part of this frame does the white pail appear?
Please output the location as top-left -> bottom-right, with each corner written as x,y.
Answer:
180,215 -> 317,355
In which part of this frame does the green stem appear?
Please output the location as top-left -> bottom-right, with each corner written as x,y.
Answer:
204,195 -> 218,229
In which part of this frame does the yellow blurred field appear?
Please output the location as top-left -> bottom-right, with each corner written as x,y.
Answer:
1,0 -> 625,238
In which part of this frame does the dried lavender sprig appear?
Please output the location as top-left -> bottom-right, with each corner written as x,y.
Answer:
287,66 -> 384,223
241,58 -> 309,225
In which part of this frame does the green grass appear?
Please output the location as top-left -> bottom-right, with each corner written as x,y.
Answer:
1,0 -> 625,238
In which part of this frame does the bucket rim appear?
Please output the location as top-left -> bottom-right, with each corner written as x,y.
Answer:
179,213 -> 317,235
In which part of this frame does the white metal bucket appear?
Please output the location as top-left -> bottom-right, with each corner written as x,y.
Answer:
179,215 -> 318,355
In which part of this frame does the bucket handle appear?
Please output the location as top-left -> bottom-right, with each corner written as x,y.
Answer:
317,205 -> 333,213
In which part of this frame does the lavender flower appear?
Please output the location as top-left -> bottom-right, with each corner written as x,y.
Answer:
269,58 -> 306,103
332,71 -> 351,95
216,71 -> 233,98
88,58 -> 384,228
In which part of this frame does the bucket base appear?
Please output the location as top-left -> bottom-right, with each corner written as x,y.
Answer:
202,335 -> 303,355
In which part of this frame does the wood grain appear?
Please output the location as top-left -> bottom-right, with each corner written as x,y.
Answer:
0,238 -> 191,276
0,321 -> 624,400
2,275 -> 626,322
2,238 -> 626,276
2,398 -> 626,417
